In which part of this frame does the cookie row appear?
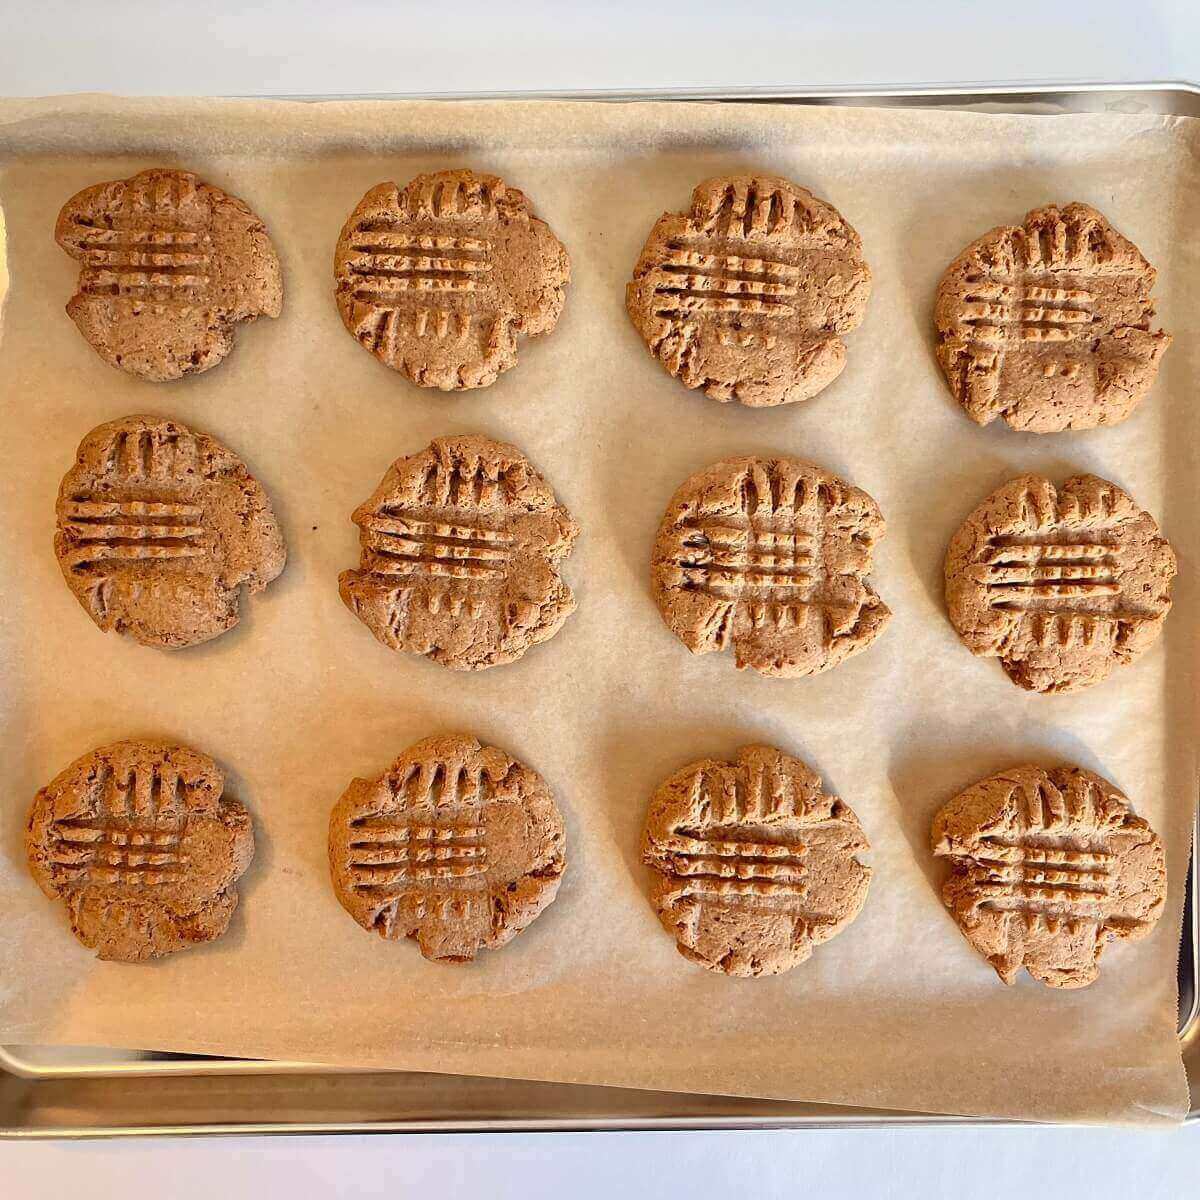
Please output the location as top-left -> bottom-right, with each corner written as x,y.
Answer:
54,417 -> 1177,694
654,455 -> 1176,693
54,168 -> 1170,431
25,736 -> 1165,990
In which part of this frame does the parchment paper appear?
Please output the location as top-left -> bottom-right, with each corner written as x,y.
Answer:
0,95 -> 1196,1125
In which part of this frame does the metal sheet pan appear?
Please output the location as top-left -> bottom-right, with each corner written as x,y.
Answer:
1,81 -> 1197,1137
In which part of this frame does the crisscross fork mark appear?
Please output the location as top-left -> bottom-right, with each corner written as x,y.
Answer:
361,513 -> 511,557
49,820 -> 188,885
77,226 -> 211,300
658,830 -> 807,884
676,522 -> 814,594
959,276 -> 1097,345
982,538 -> 1120,608
60,498 -> 205,570
652,229 -> 797,318
970,832 -> 1116,927
47,761 -> 190,885
976,843 -> 1114,890
653,238 -> 798,321
347,821 -> 487,893
349,227 -> 492,304
361,504 -> 512,580
674,519 -> 820,637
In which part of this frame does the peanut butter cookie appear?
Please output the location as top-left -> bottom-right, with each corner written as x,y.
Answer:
55,415 -> 286,649
642,745 -> 870,977
25,740 -> 255,962
652,455 -> 890,676
932,764 -> 1166,988
934,203 -> 1170,431
945,473 -> 1175,693
339,435 -> 578,670
55,168 -> 282,381
329,734 -> 565,963
334,169 -> 569,389
626,174 -> 871,406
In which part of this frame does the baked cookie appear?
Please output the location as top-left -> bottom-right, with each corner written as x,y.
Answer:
329,734 -> 565,963
932,764 -> 1166,989
642,745 -> 870,977
55,415 -> 287,649
652,455 -> 890,676
334,169 -> 569,389
55,168 -> 282,381
945,473 -> 1175,694
625,174 -> 871,407
339,435 -> 578,670
934,202 -> 1170,432
25,740 -> 255,962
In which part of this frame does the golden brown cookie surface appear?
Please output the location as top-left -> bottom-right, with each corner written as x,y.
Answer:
651,455 -> 890,676
642,745 -> 870,977
626,174 -> 871,407
934,202 -> 1169,431
339,435 -> 577,670
944,473 -> 1175,693
334,170 -> 569,389
55,168 -> 282,381
932,764 -> 1165,989
328,734 -> 565,963
25,740 -> 255,962
54,415 -> 286,649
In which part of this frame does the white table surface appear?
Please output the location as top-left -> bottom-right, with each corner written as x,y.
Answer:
3,1 -> 1199,1195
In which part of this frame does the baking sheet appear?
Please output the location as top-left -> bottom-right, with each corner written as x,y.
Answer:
0,95 -> 1196,1126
